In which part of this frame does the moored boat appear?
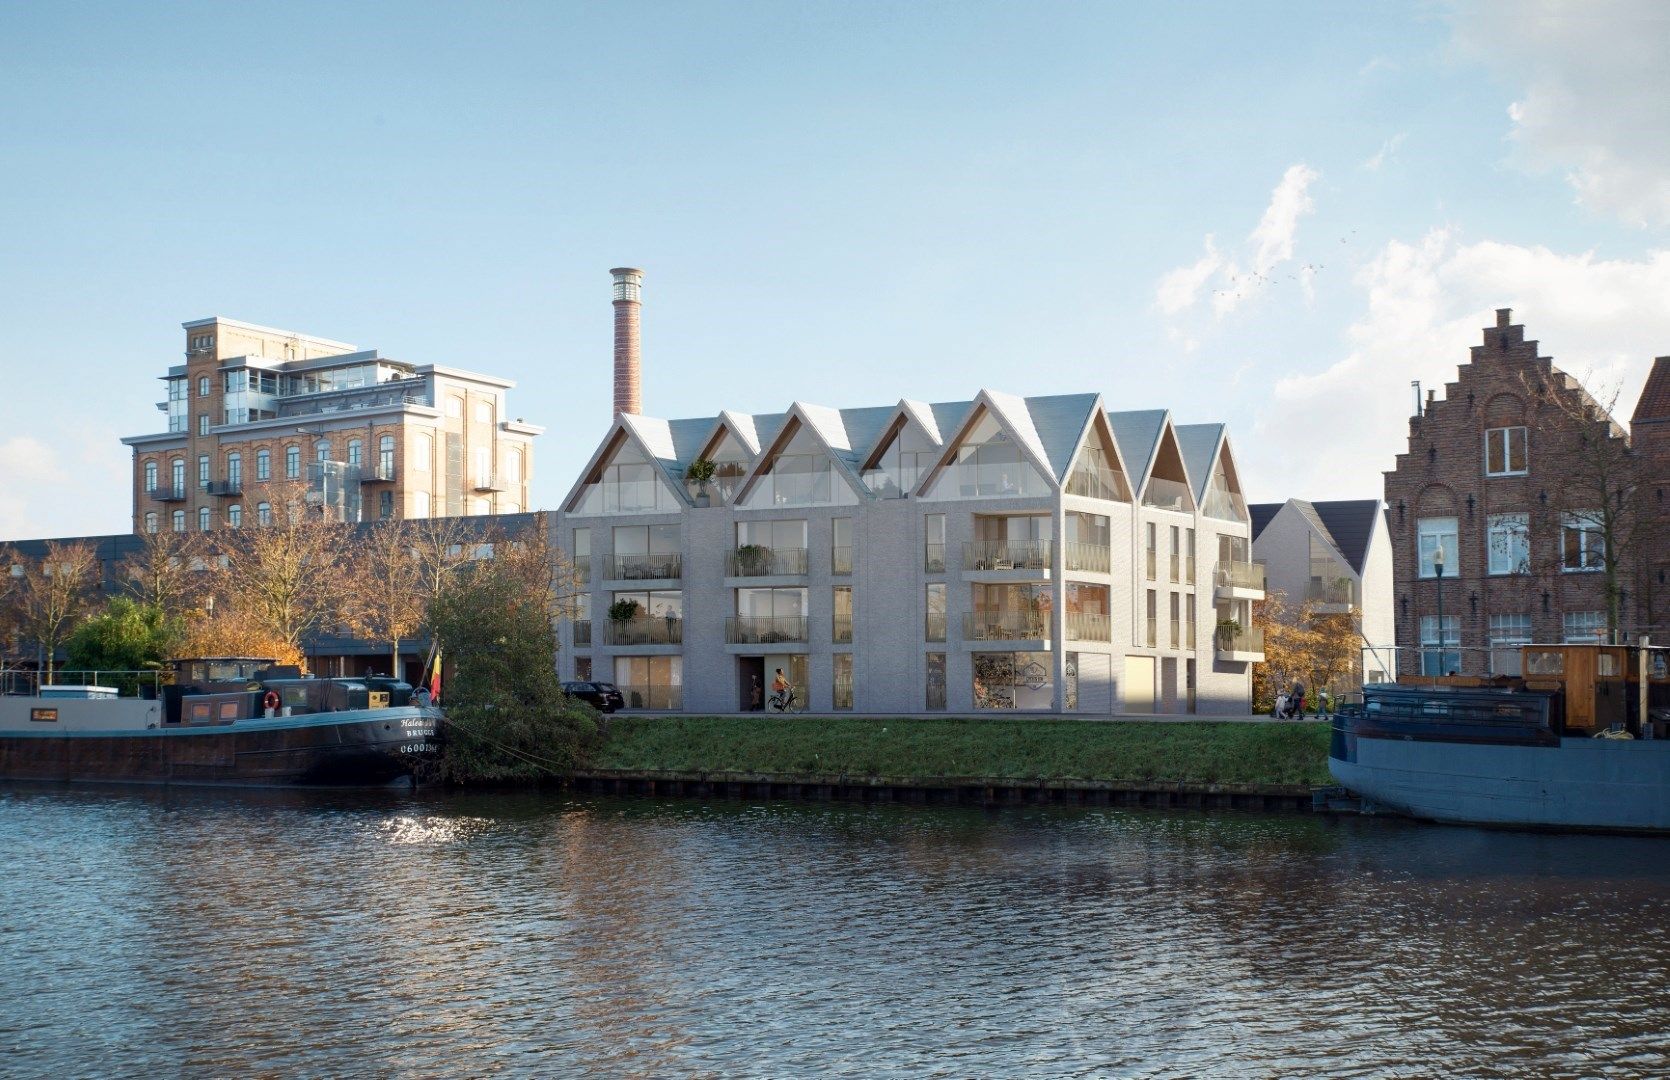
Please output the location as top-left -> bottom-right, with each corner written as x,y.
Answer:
1329,643 -> 1670,833
0,657 -> 441,788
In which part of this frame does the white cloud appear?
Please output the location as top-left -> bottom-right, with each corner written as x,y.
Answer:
0,436 -> 72,542
1362,133 -> 1407,172
1453,0 -> 1670,226
1153,164 -> 1320,320
1240,228 -> 1670,503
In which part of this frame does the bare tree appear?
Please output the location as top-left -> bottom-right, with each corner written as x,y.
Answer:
343,516 -> 428,676
9,540 -> 102,681
118,529 -> 208,621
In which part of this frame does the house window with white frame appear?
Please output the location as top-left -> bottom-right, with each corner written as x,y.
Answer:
144,512 -> 158,534
1417,516 -> 1458,578
1487,514 -> 1530,575
1562,513 -> 1605,571
1488,612 -> 1532,675
144,461 -> 157,492
1420,615 -> 1461,675
1563,610 -> 1606,644
1485,426 -> 1527,476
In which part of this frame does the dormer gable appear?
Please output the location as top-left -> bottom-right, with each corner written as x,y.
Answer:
734,406 -> 867,509
916,391 -> 1057,500
562,421 -> 687,515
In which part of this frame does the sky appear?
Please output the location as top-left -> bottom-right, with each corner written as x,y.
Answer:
1,0 -> 1668,541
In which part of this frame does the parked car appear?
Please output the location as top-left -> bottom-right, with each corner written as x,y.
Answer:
562,681 -> 625,713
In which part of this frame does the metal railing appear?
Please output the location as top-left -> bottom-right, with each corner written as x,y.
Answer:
608,553 -> 683,580
150,485 -> 188,502
1064,542 -> 1110,574
725,615 -> 809,644
1308,578 -> 1358,606
571,620 -> 592,646
727,546 -> 808,577
1216,624 -> 1266,654
0,668 -> 169,698
1215,561 -> 1266,592
1066,611 -> 1111,642
925,543 -> 946,573
832,545 -> 853,575
206,478 -> 242,496
603,616 -> 684,646
360,463 -> 397,483
833,613 -> 853,644
963,539 -> 1051,571
963,611 -> 1050,641
925,611 -> 947,642
616,684 -> 682,710
573,556 -> 591,585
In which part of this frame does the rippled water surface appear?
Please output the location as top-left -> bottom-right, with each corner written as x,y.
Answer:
4,785 -> 1670,1078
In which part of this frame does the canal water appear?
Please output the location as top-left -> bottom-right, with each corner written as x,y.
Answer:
3,786 -> 1669,1078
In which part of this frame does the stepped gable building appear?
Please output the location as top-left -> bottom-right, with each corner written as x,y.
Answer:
1384,308 -> 1660,675
557,388 -> 1263,715
1250,497 -> 1397,685
1632,356 -> 1670,637
120,317 -> 543,534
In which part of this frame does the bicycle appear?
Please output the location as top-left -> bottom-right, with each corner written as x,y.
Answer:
768,688 -> 799,713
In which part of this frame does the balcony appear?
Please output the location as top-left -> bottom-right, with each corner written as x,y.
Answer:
1064,542 -> 1110,574
727,546 -> 807,577
608,553 -> 683,581
1142,476 -> 1193,512
833,613 -> 853,644
1308,572 -> 1359,612
571,620 -> 592,647
833,545 -> 853,575
149,485 -> 188,502
963,540 -> 1051,572
963,611 -> 1050,642
1065,462 -> 1126,501
1215,624 -> 1265,661
1214,561 -> 1266,599
1066,611 -> 1112,642
473,474 -> 503,493
205,478 -> 242,496
725,615 -> 809,645
360,463 -> 397,483
604,615 -> 684,646
617,684 -> 682,710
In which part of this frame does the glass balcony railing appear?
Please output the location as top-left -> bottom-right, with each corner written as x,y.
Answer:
1064,542 -> 1110,574
1145,549 -> 1157,581
608,553 -> 683,580
603,616 -> 684,646
1214,561 -> 1267,592
1065,463 -> 1126,501
727,546 -> 808,577
1169,553 -> 1181,583
1144,616 -> 1157,648
832,546 -> 853,575
963,611 -> 1051,641
1308,575 -> 1358,607
616,684 -> 682,710
1216,625 -> 1265,655
1066,612 -> 1111,642
963,540 -> 1051,571
1142,476 -> 1192,512
725,615 -> 809,644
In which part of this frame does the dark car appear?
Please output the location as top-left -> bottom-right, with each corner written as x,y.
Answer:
562,681 -> 625,713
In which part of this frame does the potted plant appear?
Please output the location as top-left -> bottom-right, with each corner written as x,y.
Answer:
735,542 -> 771,576
686,458 -> 717,507
1216,617 -> 1243,645
608,598 -> 642,623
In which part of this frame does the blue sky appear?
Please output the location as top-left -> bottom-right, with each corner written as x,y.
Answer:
2,1 -> 1667,539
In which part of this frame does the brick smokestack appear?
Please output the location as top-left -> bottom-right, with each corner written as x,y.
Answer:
611,267 -> 644,417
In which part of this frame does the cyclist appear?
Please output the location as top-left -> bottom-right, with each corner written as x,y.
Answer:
770,667 -> 794,711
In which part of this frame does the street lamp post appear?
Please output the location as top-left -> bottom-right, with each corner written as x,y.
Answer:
1433,543 -> 1447,676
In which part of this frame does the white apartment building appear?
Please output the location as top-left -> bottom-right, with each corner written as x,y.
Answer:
555,389 -> 1263,714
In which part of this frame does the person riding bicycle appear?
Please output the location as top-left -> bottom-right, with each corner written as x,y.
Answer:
770,667 -> 794,710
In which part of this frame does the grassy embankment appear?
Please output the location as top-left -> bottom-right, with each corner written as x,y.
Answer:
592,715 -> 1332,788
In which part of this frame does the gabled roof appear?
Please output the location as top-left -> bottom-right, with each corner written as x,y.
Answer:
1633,356 -> 1670,424
1174,423 -> 1227,503
734,401 -> 871,503
1249,503 -> 1282,541
1022,394 -> 1104,480
1105,410 -> 1168,488
560,416 -> 692,512
1252,497 -> 1383,576
915,390 -> 1064,495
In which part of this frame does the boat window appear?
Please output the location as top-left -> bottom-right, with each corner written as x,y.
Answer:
30,708 -> 57,723
1524,650 -> 1564,675
280,686 -> 310,707
1598,654 -> 1621,677
188,702 -> 213,723
1422,701 -> 1450,716
219,701 -> 241,721
1494,705 -> 1522,717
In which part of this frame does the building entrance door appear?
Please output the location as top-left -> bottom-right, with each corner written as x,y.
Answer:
737,656 -> 766,712
1123,655 -> 1155,714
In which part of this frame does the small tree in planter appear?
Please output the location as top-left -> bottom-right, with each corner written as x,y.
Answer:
686,458 -> 717,506
608,598 -> 642,623
735,543 -> 771,576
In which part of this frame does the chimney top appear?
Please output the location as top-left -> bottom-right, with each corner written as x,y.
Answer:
611,268 -> 644,304
1496,307 -> 1512,329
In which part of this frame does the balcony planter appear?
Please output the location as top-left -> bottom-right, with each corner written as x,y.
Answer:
735,543 -> 771,576
686,458 -> 717,507
608,599 -> 642,624
1215,618 -> 1243,644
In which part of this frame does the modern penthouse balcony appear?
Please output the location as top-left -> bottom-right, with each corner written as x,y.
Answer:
1066,611 -> 1112,642
963,540 -> 1051,572
1214,561 -> 1266,599
1215,624 -> 1265,661
205,478 -> 242,496
1064,542 -> 1110,574
359,463 -> 397,483
617,684 -> 682,710
963,611 -> 1050,642
149,485 -> 188,502
275,379 -> 430,419
1142,477 -> 1192,513
727,546 -> 808,577
607,553 -> 683,581
604,615 -> 684,646
725,615 -> 809,644
1064,463 -> 1125,501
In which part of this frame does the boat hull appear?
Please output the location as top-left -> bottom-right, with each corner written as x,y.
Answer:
0,708 -> 441,789
1330,728 -> 1670,833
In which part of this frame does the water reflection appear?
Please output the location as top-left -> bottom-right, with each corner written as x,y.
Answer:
2,783 -> 1669,1077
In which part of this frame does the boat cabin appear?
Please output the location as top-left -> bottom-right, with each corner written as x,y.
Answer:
1398,643 -> 1670,737
161,657 -> 412,726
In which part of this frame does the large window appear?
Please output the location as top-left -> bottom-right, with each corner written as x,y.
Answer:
227,504 -> 242,528
379,435 -> 396,476
607,589 -> 683,645
170,459 -> 185,493
731,587 -> 808,643
257,502 -> 272,526
733,519 -> 808,575
1489,613 -> 1532,675
1485,426 -> 1527,476
832,517 -> 852,575
143,512 -> 158,534
967,514 -> 1051,570
255,449 -> 270,481
347,439 -> 363,467
1064,511 -> 1111,573
285,445 -> 300,479
862,426 -> 937,499
833,586 -> 853,643
698,430 -> 751,504
226,452 -> 242,486
923,410 -> 1050,500
972,651 -> 1054,710
611,523 -> 681,579
1562,513 -> 1605,571
171,509 -> 185,532
1487,514 -> 1530,575
740,453 -> 860,508
1420,615 -> 1460,675
926,653 -> 947,710
1065,582 -> 1111,643
925,514 -> 946,572
926,583 -> 946,642
144,461 -> 158,492
198,507 -> 211,532
1417,517 -> 1458,578
198,455 -> 210,487
1563,610 -> 1606,644
833,654 -> 853,710
574,440 -> 682,515
613,656 -> 682,710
